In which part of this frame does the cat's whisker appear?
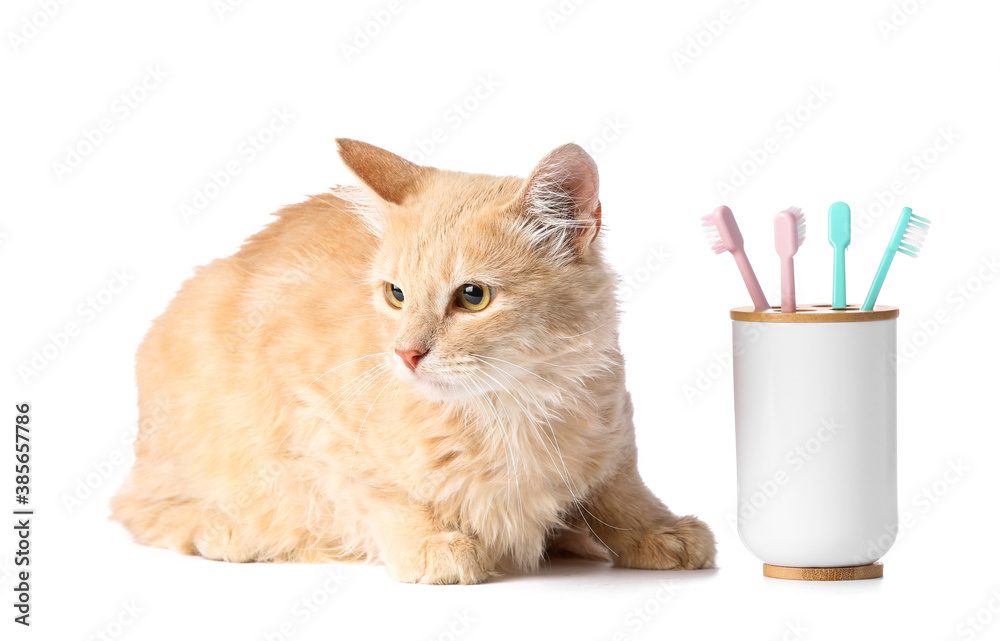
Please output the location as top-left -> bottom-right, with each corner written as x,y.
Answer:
347,376 -> 397,487
275,358 -> 389,451
471,359 -> 629,546
486,361 -> 628,533
303,371 -> 388,461
302,363 -> 390,457
470,353 -> 573,398
475,378 -> 525,526
275,352 -> 389,423
313,363 -> 389,430
470,355 -> 610,414
298,371 -> 381,456
546,361 -> 613,372
574,502 -> 631,531
470,366 -> 540,518
289,353 -> 388,406
554,319 -> 615,340
459,379 -> 514,516
470,363 -> 575,494
463,373 -> 524,524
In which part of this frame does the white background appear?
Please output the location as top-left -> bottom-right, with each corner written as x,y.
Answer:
3,0 -> 999,639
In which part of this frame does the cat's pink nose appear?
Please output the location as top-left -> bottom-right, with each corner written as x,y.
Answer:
395,347 -> 426,372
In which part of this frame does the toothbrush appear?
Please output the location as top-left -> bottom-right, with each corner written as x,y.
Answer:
828,202 -> 851,309
702,205 -> 770,310
861,206 -> 930,310
774,207 -> 806,313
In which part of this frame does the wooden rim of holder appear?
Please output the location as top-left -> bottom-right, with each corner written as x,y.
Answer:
763,562 -> 884,581
731,304 -> 899,323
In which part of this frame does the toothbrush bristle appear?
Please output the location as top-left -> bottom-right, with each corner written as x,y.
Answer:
788,206 -> 806,247
704,231 -> 726,253
774,208 -> 804,257
701,212 -> 727,253
705,205 -> 744,253
898,215 -> 930,257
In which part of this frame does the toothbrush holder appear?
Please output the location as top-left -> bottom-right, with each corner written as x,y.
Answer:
731,304 -> 899,581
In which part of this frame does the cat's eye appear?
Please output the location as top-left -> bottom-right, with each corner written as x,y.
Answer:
384,282 -> 404,308
457,282 -> 492,312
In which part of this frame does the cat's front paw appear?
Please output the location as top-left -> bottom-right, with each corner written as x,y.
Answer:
385,531 -> 494,585
614,515 -> 717,570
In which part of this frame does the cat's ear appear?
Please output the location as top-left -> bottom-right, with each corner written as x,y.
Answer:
519,143 -> 602,256
336,138 -> 429,205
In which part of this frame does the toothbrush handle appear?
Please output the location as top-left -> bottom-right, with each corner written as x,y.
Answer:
781,256 -> 796,313
732,249 -> 770,310
832,247 -> 846,309
861,245 -> 897,311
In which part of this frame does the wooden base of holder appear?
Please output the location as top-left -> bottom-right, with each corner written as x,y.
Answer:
763,562 -> 883,581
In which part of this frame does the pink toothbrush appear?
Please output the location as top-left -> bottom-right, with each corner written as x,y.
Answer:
774,207 -> 806,313
703,205 -> 770,310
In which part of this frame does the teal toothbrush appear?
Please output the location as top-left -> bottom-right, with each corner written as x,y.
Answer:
828,202 -> 851,309
861,206 -> 930,310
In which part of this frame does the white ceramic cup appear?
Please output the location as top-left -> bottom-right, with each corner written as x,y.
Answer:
731,304 -> 899,570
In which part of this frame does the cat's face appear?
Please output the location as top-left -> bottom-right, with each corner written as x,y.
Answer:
338,139 -> 616,403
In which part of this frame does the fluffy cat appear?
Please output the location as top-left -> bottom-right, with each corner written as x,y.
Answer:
110,139 -> 716,583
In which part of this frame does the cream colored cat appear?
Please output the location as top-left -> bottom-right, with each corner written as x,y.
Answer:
110,139 -> 716,583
